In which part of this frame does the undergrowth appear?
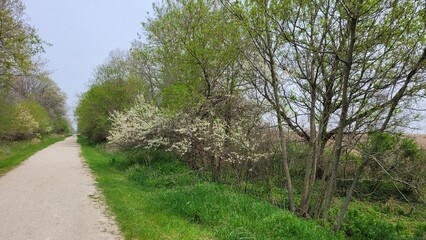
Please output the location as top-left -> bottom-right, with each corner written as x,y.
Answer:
79,136 -> 343,240
79,136 -> 426,239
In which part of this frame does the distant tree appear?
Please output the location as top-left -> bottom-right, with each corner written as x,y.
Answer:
10,69 -> 67,118
75,50 -> 146,142
0,96 -> 15,138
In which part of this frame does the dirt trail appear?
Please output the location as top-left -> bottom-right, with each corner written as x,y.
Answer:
0,136 -> 122,240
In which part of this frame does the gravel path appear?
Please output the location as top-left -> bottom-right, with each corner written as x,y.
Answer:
0,136 -> 122,240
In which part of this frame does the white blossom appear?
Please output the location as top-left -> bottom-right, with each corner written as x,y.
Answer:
108,94 -> 271,164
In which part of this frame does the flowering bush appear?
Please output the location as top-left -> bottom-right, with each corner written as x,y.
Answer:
0,100 -> 54,140
108,95 -> 270,167
13,103 -> 39,137
108,95 -> 168,149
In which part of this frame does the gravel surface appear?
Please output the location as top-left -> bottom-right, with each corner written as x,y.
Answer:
0,136 -> 122,240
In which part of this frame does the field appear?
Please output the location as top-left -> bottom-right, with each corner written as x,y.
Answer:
409,134 -> 426,149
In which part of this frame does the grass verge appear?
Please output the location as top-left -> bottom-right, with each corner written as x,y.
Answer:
0,135 -> 67,175
78,136 -> 342,240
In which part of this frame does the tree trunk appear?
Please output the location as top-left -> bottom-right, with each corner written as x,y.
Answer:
322,14 -> 358,224
299,81 -> 317,216
270,52 -> 295,211
276,114 -> 295,212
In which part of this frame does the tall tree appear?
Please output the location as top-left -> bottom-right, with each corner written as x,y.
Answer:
221,0 -> 297,211
141,0 -> 249,180
222,0 -> 426,220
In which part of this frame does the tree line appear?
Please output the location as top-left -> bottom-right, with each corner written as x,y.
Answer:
76,0 -> 426,234
0,0 -> 71,141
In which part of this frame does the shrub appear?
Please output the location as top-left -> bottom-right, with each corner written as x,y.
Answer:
341,207 -> 402,240
9,103 -> 39,139
108,95 -> 271,179
20,101 -> 51,134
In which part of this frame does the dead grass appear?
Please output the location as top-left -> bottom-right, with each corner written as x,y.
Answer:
406,134 -> 426,149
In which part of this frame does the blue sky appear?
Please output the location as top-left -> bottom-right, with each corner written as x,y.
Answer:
24,0 -> 158,122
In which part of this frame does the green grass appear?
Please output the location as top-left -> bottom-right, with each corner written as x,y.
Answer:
0,135 -> 67,175
78,136 -> 342,240
329,199 -> 426,240
79,139 -> 213,239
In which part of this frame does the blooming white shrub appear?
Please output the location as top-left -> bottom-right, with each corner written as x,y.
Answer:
14,103 -> 39,135
108,95 -> 168,148
108,95 -> 270,166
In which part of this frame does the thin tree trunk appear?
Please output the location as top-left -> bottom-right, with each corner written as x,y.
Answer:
276,114 -> 295,212
270,54 -> 295,211
310,141 -> 329,218
261,1 -> 295,212
322,13 -> 358,224
299,82 -> 317,216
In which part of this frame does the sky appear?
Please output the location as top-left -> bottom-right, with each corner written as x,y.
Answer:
23,0 -> 158,124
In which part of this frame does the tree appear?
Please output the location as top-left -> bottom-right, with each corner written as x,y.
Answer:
75,50 -> 146,142
222,0 -> 426,221
0,0 -> 70,140
140,0 -> 254,180
142,0 -> 243,108
0,0 -> 43,87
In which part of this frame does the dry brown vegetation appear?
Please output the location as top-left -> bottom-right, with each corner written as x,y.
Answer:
408,134 -> 426,149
